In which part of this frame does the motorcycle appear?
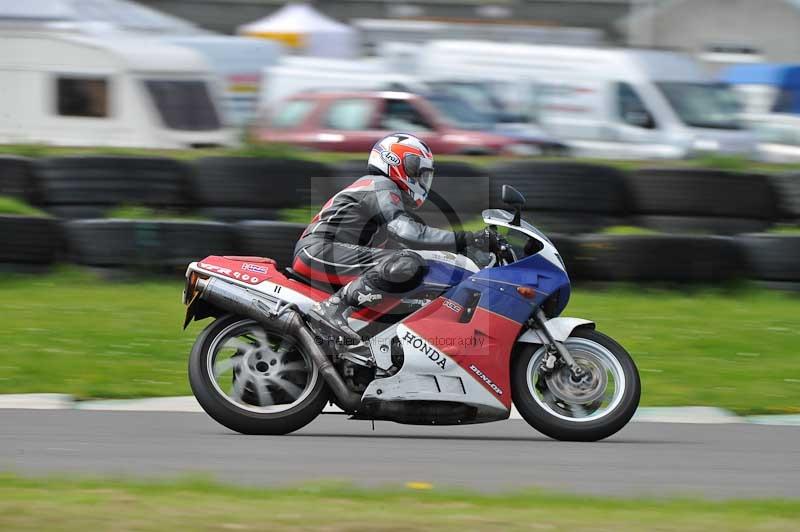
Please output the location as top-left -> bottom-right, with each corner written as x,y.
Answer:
182,185 -> 640,441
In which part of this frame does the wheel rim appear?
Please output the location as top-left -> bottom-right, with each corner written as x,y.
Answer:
526,337 -> 626,423
206,319 -> 318,414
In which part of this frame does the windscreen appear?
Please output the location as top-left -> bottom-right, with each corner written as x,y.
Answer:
656,82 -> 741,130
144,80 -> 221,131
482,209 -> 554,246
427,94 -> 494,130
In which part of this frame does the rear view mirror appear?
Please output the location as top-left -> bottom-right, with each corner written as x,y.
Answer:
501,185 -> 525,226
502,185 -> 525,206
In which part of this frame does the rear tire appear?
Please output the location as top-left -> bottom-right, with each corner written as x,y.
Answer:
512,328 -> 640,442
189,315 -> 329,435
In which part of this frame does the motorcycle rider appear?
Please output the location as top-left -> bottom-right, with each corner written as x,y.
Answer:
292,133 -> 496,343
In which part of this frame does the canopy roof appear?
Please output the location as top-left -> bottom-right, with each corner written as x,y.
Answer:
238,3 -> 352,36
237,2 -> 356,58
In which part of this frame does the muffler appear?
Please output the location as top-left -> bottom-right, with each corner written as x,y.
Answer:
197,277 -> 363,412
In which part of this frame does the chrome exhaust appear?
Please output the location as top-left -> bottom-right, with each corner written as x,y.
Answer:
197,277 -> 363,412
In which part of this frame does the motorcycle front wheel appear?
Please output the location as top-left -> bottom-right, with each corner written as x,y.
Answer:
189,315 -> 329,435
512,328 -> 640,442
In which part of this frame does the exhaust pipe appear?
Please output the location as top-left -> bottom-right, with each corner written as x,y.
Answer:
196,277 -> 363,412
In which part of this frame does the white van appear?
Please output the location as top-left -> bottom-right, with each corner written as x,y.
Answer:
0,29 -> 234,148
418,41 -> 757,159
259,56 -> 424,107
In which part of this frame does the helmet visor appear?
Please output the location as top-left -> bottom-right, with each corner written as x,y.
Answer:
404,153 -> 434,193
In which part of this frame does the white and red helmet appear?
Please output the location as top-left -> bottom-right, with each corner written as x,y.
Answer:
367,133 -> 434,208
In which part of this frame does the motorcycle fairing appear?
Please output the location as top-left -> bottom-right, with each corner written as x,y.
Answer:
190,256 -> 325,313
361,251 -> 571,416
469,253 -> 572,320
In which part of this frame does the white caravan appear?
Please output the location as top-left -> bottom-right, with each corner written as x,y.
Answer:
418,41 -> 757,159
0,29 -> 233,148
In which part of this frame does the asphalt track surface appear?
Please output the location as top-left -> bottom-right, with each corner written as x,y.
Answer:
2,409 -> 799,499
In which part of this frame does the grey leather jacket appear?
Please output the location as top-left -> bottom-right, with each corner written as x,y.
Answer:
296,174 -> 468,252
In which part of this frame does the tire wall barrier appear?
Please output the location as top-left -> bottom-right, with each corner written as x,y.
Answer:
0,215 -> 63,265
2,217 -> 787,285
571,235 -> 747,283
33,156 -> 192,218
1,155 -> 798,283
193,157 -> 330,220
626,168 -> 778,235
487,161 -> 630,234
65,220 -> 236,269
0,156 -> 35,201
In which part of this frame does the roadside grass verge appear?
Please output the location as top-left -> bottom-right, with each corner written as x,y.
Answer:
0,268 -> 798,414
0,474 -> 798,532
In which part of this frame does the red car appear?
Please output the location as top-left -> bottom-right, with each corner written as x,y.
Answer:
254,91 -> 545,155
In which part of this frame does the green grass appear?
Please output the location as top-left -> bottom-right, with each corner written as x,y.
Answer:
0,474 -> 798,532
0,268 -> 799,413
0,196 -> 49,217
769,225 -> 800,235
279,206 -> 317,224
105,205 -> 207,222
601,225 -> 660,235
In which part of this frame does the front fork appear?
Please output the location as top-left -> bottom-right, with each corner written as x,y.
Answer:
531,308 -> 584,378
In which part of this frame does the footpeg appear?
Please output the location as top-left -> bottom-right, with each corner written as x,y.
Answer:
339,351 -> 375,367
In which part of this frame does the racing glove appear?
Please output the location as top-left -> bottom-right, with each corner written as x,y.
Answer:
466,228 -> 498,252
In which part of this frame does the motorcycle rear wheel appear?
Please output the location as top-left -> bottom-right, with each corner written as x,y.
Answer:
189,315 -> 329,435
512,328 -> 640,442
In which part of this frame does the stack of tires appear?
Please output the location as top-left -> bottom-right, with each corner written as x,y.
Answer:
487,161 -> 629,234
0,156 -> 36,201
234,221 -> 307,268
771,172 -> 800,227
191,157 -> 330,220
33,156 -> 192,218
0,156 -> 61,268
625,168 -> 778,234
571,234 -> 746,283
65,219 -> 235,272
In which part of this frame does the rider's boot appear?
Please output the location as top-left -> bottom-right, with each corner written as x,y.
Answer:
307,278 -> 381,345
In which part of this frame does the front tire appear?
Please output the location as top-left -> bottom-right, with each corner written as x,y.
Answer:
512,328 -> 640,442
189,315 -> 329,435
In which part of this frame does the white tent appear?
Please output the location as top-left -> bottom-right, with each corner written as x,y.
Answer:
237,3 -> 357,58
0,0 -> 205,35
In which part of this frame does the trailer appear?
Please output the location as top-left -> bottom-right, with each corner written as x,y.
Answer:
0,29 -> 234,148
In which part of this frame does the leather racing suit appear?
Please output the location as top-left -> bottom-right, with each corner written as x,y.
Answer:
291,174 -> 472,341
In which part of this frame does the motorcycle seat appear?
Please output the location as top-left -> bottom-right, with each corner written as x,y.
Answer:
283,267 -> 338,294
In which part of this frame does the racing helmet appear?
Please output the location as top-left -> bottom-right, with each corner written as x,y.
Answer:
367,133 -> 434,208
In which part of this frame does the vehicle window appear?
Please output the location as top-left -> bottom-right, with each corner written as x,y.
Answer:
381,99 -> 433,132
427,94 -> 493,130
656,82 -> 741,130
271,100 -> 315,129
57,77 -> 109,118
616,83 -> 655,129
324,99 -> 374,130
144,80 -> 221,131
